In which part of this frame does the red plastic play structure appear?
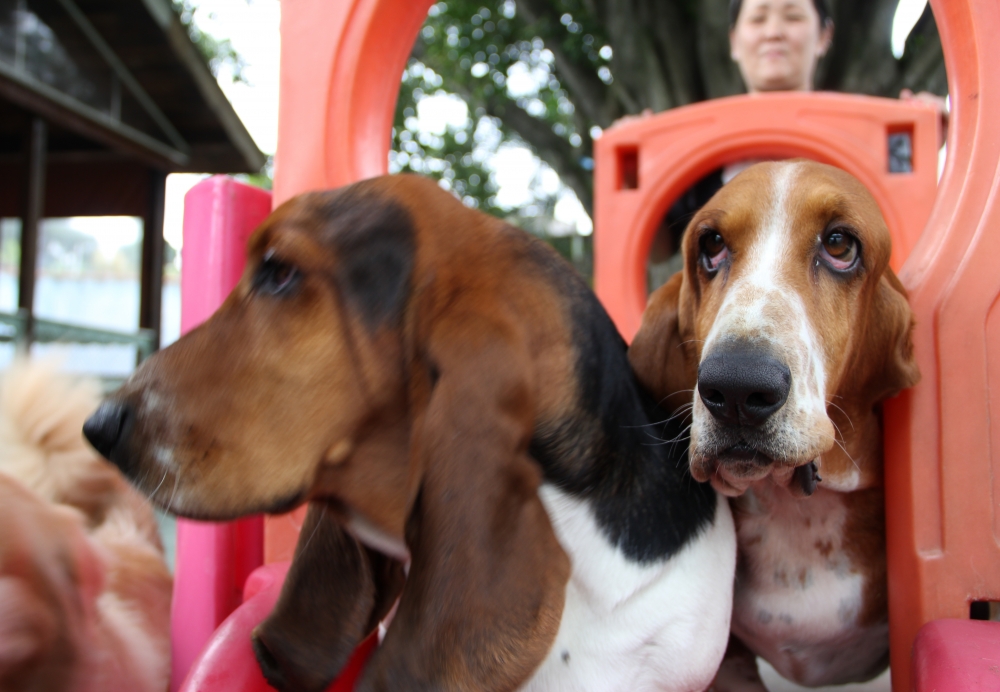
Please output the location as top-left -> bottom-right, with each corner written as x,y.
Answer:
593,91 -> 940,341
168,1 -> 1000,691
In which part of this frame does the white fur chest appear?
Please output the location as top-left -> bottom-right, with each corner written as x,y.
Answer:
730,484 -> 888,686
520,485 -> 736,692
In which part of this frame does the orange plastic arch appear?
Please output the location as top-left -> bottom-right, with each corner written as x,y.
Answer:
269,2 -> 1000,691
592,92 -> 940,341
273,0 -> 434,206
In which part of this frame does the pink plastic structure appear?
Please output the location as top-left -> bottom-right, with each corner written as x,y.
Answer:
170,1 -> 1000,689
172,177 -> 273,689
178,563 -> 290,692
912,620 -> 1000,690
177,562 -> 378,692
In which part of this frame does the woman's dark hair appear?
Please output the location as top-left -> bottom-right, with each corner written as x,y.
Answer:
728,0 -> 832,29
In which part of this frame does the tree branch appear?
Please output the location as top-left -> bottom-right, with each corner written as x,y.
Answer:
514,0 -> 619,127
893,5 -> 946,96
696,0 -> 745,99
487,94 -> 594,215
641,0 -> 701,107
820,0 -> 897,94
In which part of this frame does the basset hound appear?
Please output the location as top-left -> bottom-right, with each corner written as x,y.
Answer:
83,174 -> 736,692
630,160 -> 919,689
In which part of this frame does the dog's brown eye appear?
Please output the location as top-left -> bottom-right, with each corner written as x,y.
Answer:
254,253 -> 302,296
821,230 -> 859,271
699,231 -> 729,275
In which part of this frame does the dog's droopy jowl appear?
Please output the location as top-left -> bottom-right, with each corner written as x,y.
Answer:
85,175 -> 735,692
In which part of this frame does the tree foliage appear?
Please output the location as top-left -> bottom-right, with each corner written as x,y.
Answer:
393,0 -> 947,228
172,0 -> 248,84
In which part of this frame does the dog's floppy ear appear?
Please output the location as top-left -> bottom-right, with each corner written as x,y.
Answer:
853,269 -> 920,404
360,314 -> 570,692
252,503 -> 405,692
629,272 -> 697,412
819,268 -> 919,491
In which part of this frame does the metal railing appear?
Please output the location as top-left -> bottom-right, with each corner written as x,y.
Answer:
0,309 -> 156,362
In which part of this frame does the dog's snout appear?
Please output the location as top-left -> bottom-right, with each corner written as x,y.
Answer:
698,346 -> 791,427
83,400 -> 131,466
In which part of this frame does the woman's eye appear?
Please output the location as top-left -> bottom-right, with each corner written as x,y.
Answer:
699,231 -> 729,275
254,254 -> 302,296
820,230 -> 859,271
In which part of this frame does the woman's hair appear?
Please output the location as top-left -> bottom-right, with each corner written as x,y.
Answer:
728,0 -> 832,29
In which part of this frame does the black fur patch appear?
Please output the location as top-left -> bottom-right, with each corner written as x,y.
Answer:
318,191 -> 416,330
519,232 -> 717,564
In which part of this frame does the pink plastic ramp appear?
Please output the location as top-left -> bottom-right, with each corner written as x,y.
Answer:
172,176 -> 273,690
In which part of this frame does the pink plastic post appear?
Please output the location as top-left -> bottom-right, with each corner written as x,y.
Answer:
171,177 -> 273,690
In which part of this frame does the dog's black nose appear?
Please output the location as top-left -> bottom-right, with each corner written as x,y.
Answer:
83,399 -> 131,462
698,345 -> 791,427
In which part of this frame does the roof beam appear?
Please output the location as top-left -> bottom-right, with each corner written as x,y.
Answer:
0,61 -> 190,169
55,0 -> 191,154
140,0 -> 267,172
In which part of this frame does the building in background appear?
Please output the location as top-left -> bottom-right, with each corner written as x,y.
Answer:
0,0 -> 264,364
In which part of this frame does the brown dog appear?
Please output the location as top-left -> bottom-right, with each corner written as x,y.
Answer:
85,174 -> 735,692
630,161 -> 919,688
0,362 -> 171,692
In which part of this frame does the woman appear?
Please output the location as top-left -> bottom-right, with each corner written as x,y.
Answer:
729,0 -> 833,96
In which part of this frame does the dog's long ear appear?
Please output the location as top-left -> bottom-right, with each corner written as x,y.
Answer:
252,503 -> 405,692
360,316 -> 570,692
821,268 -> 920,491
854,269 -> 920,404
629,272 -> 696,412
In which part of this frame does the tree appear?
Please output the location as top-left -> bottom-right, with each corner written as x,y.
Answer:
172,0 -> 248,84
392,0 -> 946,227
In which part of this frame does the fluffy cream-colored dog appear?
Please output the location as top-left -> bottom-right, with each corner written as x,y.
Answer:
0,362 -> 171,692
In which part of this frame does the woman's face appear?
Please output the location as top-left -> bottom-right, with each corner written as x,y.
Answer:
730,0 -> 832,93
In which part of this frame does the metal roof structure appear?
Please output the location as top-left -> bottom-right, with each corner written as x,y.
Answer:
0,0 -> 267,358
0,0 -> 264,174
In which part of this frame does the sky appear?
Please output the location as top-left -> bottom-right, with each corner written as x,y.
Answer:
156,0 -> 931,253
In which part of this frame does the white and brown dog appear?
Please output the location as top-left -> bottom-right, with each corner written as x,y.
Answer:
630,160 -> 919,689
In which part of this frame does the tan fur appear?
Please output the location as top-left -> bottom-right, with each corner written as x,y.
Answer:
0,361 -> 171,692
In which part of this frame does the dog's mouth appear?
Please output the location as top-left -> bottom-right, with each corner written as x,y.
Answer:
148,487 -> 307,522
692,435 -> 822,497
719,441 -> 773,465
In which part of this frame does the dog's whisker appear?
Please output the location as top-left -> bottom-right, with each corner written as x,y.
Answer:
821,426 -> 860,471
656,389 -> 696,409
644,420 -> 693,447
150,468 -> 169,499
167,472 -> 182,514
825,400 -> 856,432
296,509 -> 325,556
